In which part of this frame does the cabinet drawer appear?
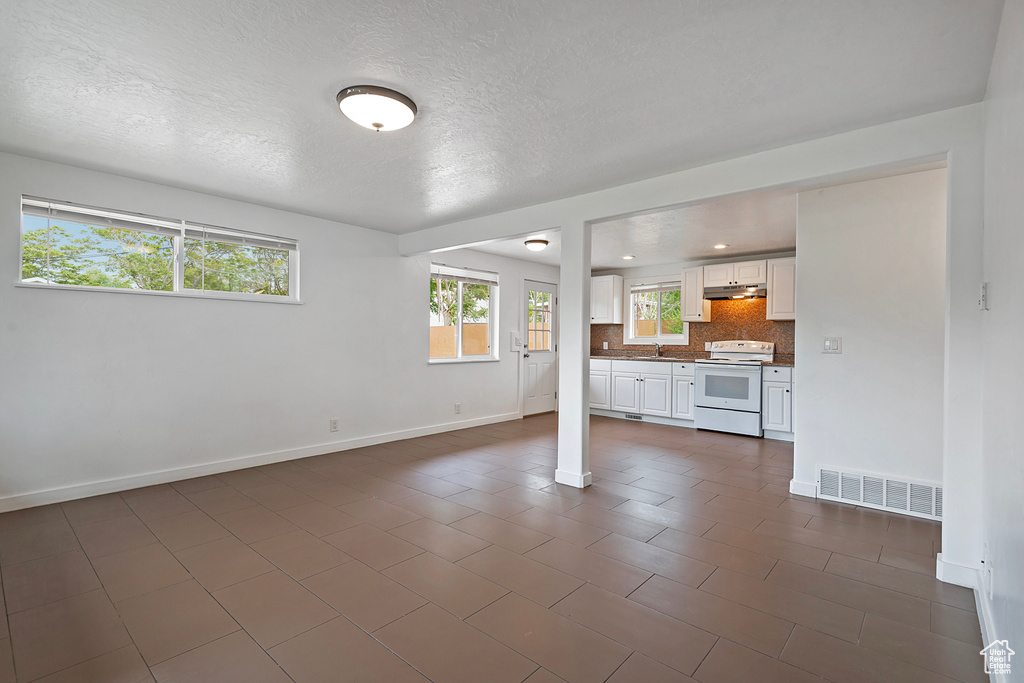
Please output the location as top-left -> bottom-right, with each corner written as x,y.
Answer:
671,362 -> 696,376
764,366 -> 793,382
611,360 -> 673,375
590,358 -> 612,372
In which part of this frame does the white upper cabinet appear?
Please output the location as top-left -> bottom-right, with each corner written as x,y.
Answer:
703,260 -> 767,287
702,262 -> 734,288
734,259 -> 768,285
681,266 -> 711,322
591,275 -> 623,324
766,257 -> 796,320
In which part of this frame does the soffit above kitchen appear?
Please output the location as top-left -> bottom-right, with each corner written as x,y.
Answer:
0,1 -> 1003,234
470,189 -> 798,269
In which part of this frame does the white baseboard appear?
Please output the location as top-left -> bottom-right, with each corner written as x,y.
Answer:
763,429 -> 795,442
935,553 -> 1002,681
789,479 -> 817,498
974,582 -> 1007,683
935,553 -> 981,589
0,412 -> 522,513
554,469 -> 593,488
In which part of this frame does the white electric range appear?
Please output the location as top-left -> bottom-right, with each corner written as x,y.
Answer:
694,340 -> 774,437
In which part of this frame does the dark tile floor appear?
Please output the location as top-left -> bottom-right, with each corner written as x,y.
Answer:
0,414 -> 983,682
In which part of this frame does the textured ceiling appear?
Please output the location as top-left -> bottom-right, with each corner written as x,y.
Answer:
470,189 -> 797,269
0,0 -> 1004,233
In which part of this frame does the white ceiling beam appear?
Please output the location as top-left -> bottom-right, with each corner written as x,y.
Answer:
398,103 -> 982,256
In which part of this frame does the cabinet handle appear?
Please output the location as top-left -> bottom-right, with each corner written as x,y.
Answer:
690,382 -> 694,385
786,389 -> 790,393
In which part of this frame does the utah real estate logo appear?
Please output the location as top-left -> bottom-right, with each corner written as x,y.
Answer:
980,640 -> 1014,676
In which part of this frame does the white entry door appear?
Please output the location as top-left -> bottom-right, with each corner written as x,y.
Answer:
523,281 -> 558,415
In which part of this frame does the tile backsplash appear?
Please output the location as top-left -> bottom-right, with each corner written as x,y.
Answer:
591,298 -> 794,357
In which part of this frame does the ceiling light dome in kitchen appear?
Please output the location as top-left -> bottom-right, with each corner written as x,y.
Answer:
336,86 -> 417,132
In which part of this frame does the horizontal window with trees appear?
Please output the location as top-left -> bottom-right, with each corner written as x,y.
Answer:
624,277 -> 689,345
429,264 -> 498,362
19,196 -> 299,302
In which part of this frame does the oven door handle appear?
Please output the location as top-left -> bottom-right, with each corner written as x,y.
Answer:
696,363 -> 762,371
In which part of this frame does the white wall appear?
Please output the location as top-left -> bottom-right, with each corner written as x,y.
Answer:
794,169 -> 947,487
0,152 -> 557,510
981,0 -> 1024,655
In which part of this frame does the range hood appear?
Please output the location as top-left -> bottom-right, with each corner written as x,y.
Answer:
703,284 -> 767,300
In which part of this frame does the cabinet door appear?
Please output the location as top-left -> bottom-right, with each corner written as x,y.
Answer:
734,259 -> 768,285
672,375 -> 695,420
640,374 -> 672,417
591,276 -> 613,323
766,258 -> 797,320
681,266 -> 710,322
762,381 -> 793,432
611,372 -> 640,412
703,262 -> 734,287
589,371 -> 611,409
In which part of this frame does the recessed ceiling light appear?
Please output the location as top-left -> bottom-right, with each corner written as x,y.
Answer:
731,295 -> 745,299
524,239 -> 549,251
336,85 -> 417,132
622,255 -> 635,260
714,244 -> 728,249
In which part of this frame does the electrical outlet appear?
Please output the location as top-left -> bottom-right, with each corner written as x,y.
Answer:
329,418 -> 339,432
603,341 -> 608,349
454,402 -> 461,414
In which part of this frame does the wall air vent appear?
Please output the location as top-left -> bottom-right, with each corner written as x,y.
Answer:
819,470 -> 839,498
623,414 -> 644,421
817,467 -> 942,521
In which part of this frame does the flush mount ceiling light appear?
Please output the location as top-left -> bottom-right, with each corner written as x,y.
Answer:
524,239 -> 549,251
336,85 -> 417,132
714,243 -> 728,249
622,255 -> 635,260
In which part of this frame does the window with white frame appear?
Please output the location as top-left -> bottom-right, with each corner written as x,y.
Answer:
623,277 -> 689,345
429,264 -> 498,361
19,196 -> 298,301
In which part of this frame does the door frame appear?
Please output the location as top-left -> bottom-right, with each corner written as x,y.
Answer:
521,279 -> 558,416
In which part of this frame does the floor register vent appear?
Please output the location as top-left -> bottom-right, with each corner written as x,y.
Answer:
623,414 -> 644,421
818,467 -> 942,521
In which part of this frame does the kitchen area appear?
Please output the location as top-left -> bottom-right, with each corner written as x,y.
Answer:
588,256 -> 796,441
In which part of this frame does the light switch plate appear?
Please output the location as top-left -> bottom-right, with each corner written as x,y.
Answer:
823,336 -> 843,354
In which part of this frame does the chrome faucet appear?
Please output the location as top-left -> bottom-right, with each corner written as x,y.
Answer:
654,343 -> 662,357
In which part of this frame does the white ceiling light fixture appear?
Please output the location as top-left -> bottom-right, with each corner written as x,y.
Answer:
336,85 -> 417,132
524,239 -> 549,251
622,255 -> 635,260
714,243 -> 728,249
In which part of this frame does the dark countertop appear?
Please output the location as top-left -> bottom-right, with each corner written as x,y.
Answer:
590,352 -> 794,367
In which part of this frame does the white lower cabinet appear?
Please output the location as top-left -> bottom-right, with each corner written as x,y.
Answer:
639,374 -> 672,417
762,380 -> 793,432
611,372 -> 641,412
672,374 -> 695,420
589,370 -> 611,409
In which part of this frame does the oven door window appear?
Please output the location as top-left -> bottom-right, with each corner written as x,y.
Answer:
705,375 -> 750,400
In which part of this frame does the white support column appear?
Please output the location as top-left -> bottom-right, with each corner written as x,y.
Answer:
555,220 -> 592,488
